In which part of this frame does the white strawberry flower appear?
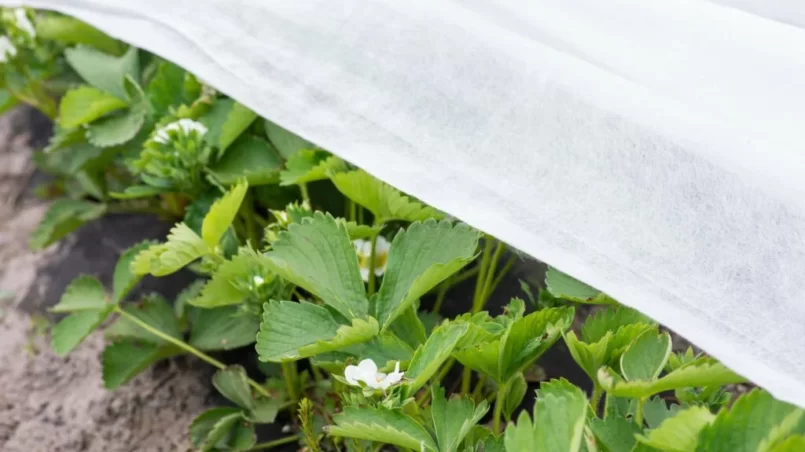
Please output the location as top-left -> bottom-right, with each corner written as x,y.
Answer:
353,236 -> 390,282
0,36 -> 17,63
344,359 -> 404,391
13,9 -> 35,38
153,119 -> 208,144
252,275 -> 265,286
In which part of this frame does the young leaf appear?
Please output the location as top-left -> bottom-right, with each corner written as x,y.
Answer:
190,407 -> 242,449
329,406 -> 438,452
331,169 -> 443,223
58,86 -> 128,128
102,340 -> 180,389
105,295 -> 181,344
598,361 -> 745,399
35,14 -> 122,55
86,106 -> 147,148
196,410 -> 252,452
545,267 -> 616,305
580,306 -> 652,344
188,306 -> 260,351
131,223 -> 210,276
374,220 -> 479,328
430,386 -> 490,452
588,417 -> 641,452
200,99 -> 257,151
50,275 -> 107,312
620,331 -> 672,381
504,373 -> 528,421
246,398 -> 281,424
263,212 -> 368,319
389,306 -> 428,349
213,365 -> 254,410
191,249 -> 272,308
504,379 -> 588,452
563,330 -> 610,382
201,180 -> 249,249
147,60 -> 193,115
635,406 -> 715,452
499,306 -> 574,380
65,45 -> 139,100
406,323 -> 468,391
51,307 -> 113,356
209,135 -> 283,186
29,199 -> 107,250
112,241 -> 154,303
264,119 -> 316,158
280,149 -> 345,185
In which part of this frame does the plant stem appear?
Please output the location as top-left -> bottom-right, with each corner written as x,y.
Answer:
634,397 -> 646,426
471,238 -> 494,313
471,374 -> 488,401
590,383 -> 603,417
248,435 -> 300,451
487,256 -> 516,298
367,232 -> 379,295
282,361 -> 299,403
114,306 -> 271,398
348,199 -> 357,222
478,241 -> 505,306
432,275 -> 452,314
299,183 -> 310,204
493,379 -> 510,433
461,365 -> 472,395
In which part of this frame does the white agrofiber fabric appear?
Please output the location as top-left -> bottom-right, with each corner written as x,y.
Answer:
8,0 -> 805,407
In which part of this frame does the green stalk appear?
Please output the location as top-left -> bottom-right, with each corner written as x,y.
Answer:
590,383 -> 603,417
299,183 -> 310,204
114,306 -> 271,398
248,435 -> 300,451
367,232 -> 379,295
282,361 -> 300,403
431,275 -> 452,314
477,241 -> 505,309
634,398 -> 646,426
493,379 -> 510,433
471,374 -> 488,401
471,238 -> 494,313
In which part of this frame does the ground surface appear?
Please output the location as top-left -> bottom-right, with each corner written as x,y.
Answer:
0,107 -> 213,452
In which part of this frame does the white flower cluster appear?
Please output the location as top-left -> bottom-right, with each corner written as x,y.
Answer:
353,236 -> 390,282
344,359 -> 403,391
153,119 -> 208,144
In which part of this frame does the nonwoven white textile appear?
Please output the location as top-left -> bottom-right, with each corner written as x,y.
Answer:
7,0 -> 805,408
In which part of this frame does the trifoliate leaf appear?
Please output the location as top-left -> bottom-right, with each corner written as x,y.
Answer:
545,267 -> 616,305
430,386 -> 489,452
50,275 -> 107,312
29,199 -> 107,251
35,14 -> 122,55
405,323 -> 468,391
256,300 -> 377,361
213,365 -> 254,410
697,390 -> 805,452
598,361 -> 745,399
105,295 -> 181,344
374,220 -> 479,328
147,60 -> 191,115
190,407 -> 242,449
101,340 -> 181,389
86,106 -> 147,148
245,398 -> 281,424
58,85 -> 128,128
279,149 -> 345,185
191,249 -> 272,308
263,212 -> 368,319
643,397 -> 683,430
581,306 -> 652,344
200,98 -> 257,151
504,379 -> 588,452
588,416 -> 641,452
112,241 -> 154,303
635,406 -> 714,452
331,169 -> 443,223
564,330 -> 610,382
264,119 -> 316,158
188,306 -> 260,351
65,45 -> 139,100
131,223 -> 210,276
51,307 -> 113,356
621,331 -> 672,382
201,180 -> 249,249
329,406 -> 438,452
606,323 -> 657,366
209,135 -> 283,186
110,185 -> 169,200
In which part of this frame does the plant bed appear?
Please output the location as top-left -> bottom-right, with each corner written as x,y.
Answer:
1,7 -> 803,452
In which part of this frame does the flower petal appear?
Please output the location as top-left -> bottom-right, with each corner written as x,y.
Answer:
344,364 -> 364,386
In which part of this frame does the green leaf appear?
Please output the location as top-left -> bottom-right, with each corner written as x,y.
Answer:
620,331 -> 672,381
375,220 -> 479,328
564,330 -> 610,382
389,306 -> 428,349
406,323 -> 468,391
504,379 -> 588,452
105,295 -> 181,344
209,135 -> 283,186
263,212 -> 368,319
200,99 -> 257,151
643,397 -> 682,430
131,223 -> 210,276
58,86 -> 128,128
598,361 -> 745,400
504,373 -> 528,421
0,88 -> 17,115
29,199 -> 107,250
430,386 -> 490,452
86,106 -> 146,148
499,307 -> 574,381
191,249 -> 272,308
279,149 -> 345,185
769,436 -> 805,452
50,275 -> 107,312
635,406 -> 714,452
194,409 -> 253,452
329,406 -> 438,451
101,340 -> 180,389
112,241 -> 154,303
245,398 -> 281,424
51,307 -> 112,356
202,180 -> 249,249
35,14 -> 122,55
697,390 -> 805,452
213,365 -> 254,410
545,267 -> 616,305
264,119 -> 316,158
581,306 -> 652,344
190,407 -> 242,449
332,169 -> 443,223
65,45 -> 139,100
588,417 -> 641,452
188,306 -> 260,351
256,300 -> 377,361
110,185 -> 168,200
147,60 -> 191,115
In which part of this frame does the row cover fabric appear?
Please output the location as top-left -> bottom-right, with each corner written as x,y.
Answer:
6,0 -> 805,408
